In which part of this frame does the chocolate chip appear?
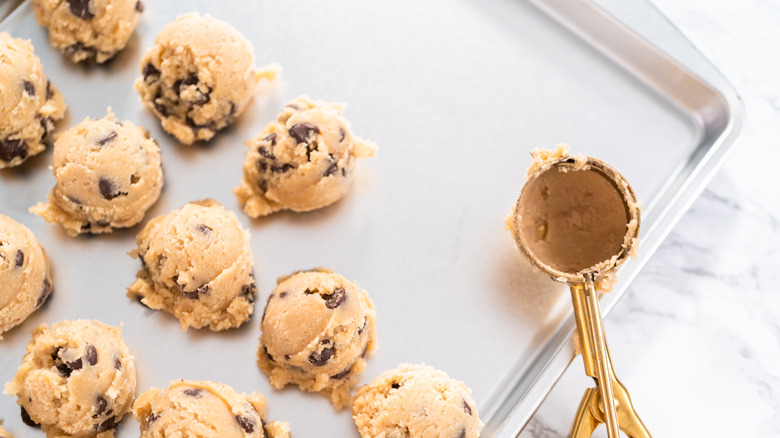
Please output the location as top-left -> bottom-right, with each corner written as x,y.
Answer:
54,347 -> 82,377
153,97 -> 170,117
96,131 -> 117,146
341,167 -> 346,177
36,278 -> 52,307
257,160 -> 268,173
304,288 -> 315,295
143,63 -> 160,79
194,223 -> 212,236
285,103 -> 302,110
94,416 -> 116,432
262,419 -> 269,438
183,388 -> 203,397
339,127 -> 346,142
288,123 -> 320,144
331,365 -> 352,379
456,427 -> 466,438
147,412 -> 160,425
21,406 -> 39,427
308,346 -> 335,366
271,163 -> 294,173
67,0 -> 94,19
46,81 -> 53,100
67,195 -> 82,205
183,290 -> 199,300
0,138 -> 28,162
64,42 -> 96,59
135,0 -> 144,12
263,132 -> 277,146
130,174 -> 140,184
21,80 -> 35,96
197,284 -> 211,296
177,75 -> 198,94
98,177 -> 127,200
114,356 -> 122,370
15,250 -> 24,268
464,401 -> 472,416
236,415 -> 255,433
283,354 -> 290,361
358,317 -> 367,335
391,382 -> 401,389
360,344 -> 368,358
258,146 -> 276,160
322,287 -> 346,309
94,396 -> 108,417
323,162 -> 338,177
241,282 -> 257,303
192,92 -> 210,106
279,291 -> 288,299
86,344 -> 97,365
95,219 -> 110,227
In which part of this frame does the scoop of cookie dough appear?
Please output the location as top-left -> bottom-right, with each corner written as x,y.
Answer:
352,363 -> 481,438
235,96 -> 377,217
30,0 -> 143,63
133,380 -> 289,438
135,13 -> 279,145
258,268 -> 377,409
0,32 -> 66,168
29,110 -> 163,236
0,215 -> 52,339
127,199 -> 257,331
3,319 -> 137,438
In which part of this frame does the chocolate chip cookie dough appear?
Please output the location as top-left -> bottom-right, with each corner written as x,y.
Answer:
136,13 -> 279,145
30,0 -> 143,63
30,110 -> 163,236
0,32 -> 66,168
127,199 -> 257,331
235,96 -> 377,217
352,364 -> 481,438
4,320 -> 137,438
258,268 -> 377,409
133,380 -> 289,438
0,215 -> 52,339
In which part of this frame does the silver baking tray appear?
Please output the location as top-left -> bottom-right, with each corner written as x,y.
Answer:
0,0 -> 742,436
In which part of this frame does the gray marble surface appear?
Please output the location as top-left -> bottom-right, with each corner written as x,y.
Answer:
521,1 -> 780,436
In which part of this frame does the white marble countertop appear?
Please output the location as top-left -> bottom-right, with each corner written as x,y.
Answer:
521,1 -> 780,436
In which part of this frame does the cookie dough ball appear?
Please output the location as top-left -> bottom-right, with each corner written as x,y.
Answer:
30,110 -> 163,236
133,380 -> 289,438
127,199 -> 257,331
135,13 -> 279,145
235,96 -> 377,217
258,268 -> 377,409
352,364 -> 481,438
0,32 -> 66,168
0,216 -> 52,339
30,0 -> 143,63
3,320 -> 137,438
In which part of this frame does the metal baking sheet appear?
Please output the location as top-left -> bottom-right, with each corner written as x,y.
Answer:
0,0 -> 742,436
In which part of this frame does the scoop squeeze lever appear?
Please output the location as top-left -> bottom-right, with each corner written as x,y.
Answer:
509,151 -> 650,438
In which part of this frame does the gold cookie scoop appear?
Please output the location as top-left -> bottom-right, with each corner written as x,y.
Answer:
508,146 -> 650,438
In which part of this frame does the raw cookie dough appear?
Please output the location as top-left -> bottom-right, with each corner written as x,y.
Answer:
127,199 -> 257,331
0,215 -> 52,339
235,95 -> 377,217
30,110 -> 163,236
135,13 -> 279,145
505,144 -> 641,291
0,32 -> 66,168
352,363 -> 481,438
133,380 -> 289,438
258,268 -> 377,409
30,0 -> 143,63
3,320 -> 137,438
0,421 -> 11,438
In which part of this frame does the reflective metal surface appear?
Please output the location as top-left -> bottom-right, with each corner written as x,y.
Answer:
0,0 -> 742,436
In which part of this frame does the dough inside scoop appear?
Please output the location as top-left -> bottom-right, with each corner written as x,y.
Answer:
516,165 -> 631,275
